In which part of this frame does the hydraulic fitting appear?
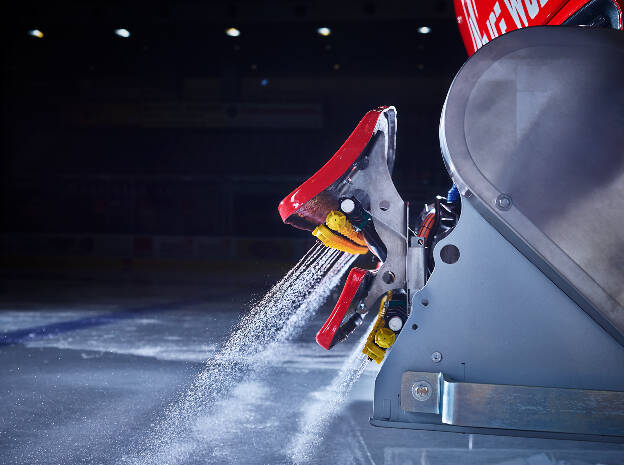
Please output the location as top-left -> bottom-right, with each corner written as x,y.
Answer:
312,224 -> 369,255
339,196 -> 387,262
325,211 -> 367,246
362,291 -> 407,363
374,327 -> 396,348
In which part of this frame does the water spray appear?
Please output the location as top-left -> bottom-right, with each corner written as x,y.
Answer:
124,244 -> 354,465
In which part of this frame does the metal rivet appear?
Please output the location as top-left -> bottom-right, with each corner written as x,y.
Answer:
431,351 -> 442,363
382,271 -> 395,284
496,194 -> 512,211
388,316 -> 403,331
340,198 -> 355,214
411,381 -> 432,401
379,200 -> 390,211
421,299 -> 429,307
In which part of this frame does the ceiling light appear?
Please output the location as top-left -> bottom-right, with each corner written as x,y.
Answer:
28,29 -> 44,39
317,27 -> 331,37
226,27 -> 241,37
418,26 -> 431,34
115,28 -> 131,38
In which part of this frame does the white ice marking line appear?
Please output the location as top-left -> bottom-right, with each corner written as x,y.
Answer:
349,417 -> 377,465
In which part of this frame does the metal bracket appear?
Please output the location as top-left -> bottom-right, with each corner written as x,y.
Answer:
401,371 -> 624,437
338,116 -> 407,314
401,371 -> 441,414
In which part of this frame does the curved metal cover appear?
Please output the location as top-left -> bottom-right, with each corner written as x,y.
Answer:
440,26 -> 624,341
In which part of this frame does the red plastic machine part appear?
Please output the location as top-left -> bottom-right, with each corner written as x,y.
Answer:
278,107 -> 388,227
316,267 -> 369,350
454,0 -> 624,56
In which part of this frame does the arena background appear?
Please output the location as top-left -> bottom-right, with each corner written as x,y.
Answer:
1,0 -> 465,272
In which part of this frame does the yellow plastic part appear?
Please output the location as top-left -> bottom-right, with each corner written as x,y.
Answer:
374,327 -> 396,348
312,224 -> 369,255
362,291 -> 397,364
363,340 -> 386,362
325,211 -> 367,246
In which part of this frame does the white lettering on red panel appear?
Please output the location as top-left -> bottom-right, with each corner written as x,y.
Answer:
463,0 -> 550,50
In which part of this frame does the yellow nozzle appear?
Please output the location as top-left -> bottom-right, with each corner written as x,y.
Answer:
362,341 -> 386,362
325,211 -> 367,247
362,291 -> 397,364
312,224 -> 369,255
374,327 -> 396,348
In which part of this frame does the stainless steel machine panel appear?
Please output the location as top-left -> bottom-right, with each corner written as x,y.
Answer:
440,26 -> 624,343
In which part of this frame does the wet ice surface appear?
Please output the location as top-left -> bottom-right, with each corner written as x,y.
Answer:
2,266 -> 624,465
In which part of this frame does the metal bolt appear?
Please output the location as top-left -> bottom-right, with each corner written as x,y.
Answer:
411,381 -> 432,401
388,316 -> 403,331
382,271 -> 395,284
379,200 -> 390,211
495,194 -> 512,211
340,198 -> 355,214
431,351 -> 443,363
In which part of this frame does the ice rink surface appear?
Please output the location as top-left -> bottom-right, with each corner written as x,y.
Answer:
1,269 -> 624,465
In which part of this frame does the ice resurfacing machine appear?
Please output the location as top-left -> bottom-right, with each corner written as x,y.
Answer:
278,23 -> 624,441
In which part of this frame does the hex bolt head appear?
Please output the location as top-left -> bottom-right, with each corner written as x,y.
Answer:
411,381 -> 432,401
496,194 -> 512,211
431,351 -> 443,363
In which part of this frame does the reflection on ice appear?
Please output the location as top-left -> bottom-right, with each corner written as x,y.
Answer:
287,320 -> 376,464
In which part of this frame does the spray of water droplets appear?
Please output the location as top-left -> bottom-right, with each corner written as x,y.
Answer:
124,242 -> 355,465
286,319 -> 374,464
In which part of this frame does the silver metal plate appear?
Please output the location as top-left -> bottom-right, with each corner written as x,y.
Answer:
440,27 -> 624,342
442,376 -> 624,436
373,199 -> 624,437
400,371 -> 441,414
340,111 -> 407,312
401,371 -> 624,436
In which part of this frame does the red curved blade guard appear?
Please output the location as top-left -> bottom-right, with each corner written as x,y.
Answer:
277,106 -> 396,231
316,267 -> 370,350
278,106 -> 396,350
